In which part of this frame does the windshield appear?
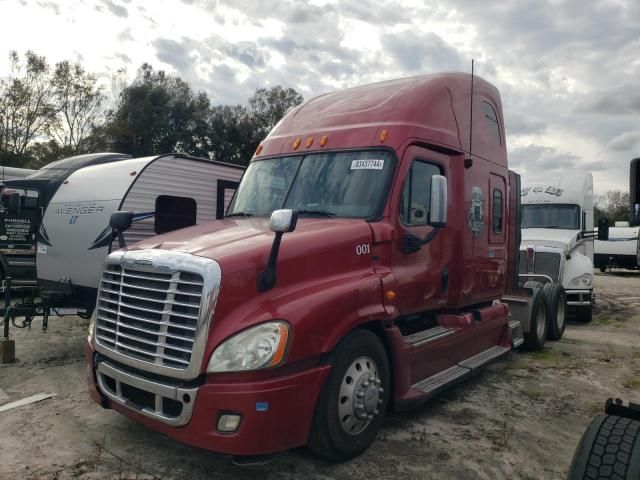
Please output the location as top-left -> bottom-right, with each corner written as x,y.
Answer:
521,204 -> 581,229
228,150 -> 395,219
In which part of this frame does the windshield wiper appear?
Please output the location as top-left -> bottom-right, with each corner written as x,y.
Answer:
225,212 -> 254,218
296,209 -> 337,217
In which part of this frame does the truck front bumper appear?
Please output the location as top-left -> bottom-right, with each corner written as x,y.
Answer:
565,289 -> 592,306
85,341 -> 331,456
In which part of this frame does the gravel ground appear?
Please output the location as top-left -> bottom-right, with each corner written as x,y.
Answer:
1,271 -> 639,480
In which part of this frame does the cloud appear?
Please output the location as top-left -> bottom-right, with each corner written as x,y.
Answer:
608,131 -> 640,152
153,38 -> 193,72
100,0 -> 128,18
383,31 -> 464,72
510,144 -> 581,170
506,114 -> 547,136
117,28 -> 133,42
37,1 -> 60,15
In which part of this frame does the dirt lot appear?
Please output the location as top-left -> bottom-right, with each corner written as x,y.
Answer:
1,272 -> 639,480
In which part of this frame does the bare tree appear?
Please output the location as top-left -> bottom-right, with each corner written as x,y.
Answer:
0,51 -> 58,158
52,60 -> 105,153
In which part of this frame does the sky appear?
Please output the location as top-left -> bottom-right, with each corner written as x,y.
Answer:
0,0 -> 639,193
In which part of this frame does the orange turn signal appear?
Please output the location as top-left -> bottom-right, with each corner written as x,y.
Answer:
292,138 -> 301,150
385,290 -> 396,301
320,135 -> 328,147
268,323 -> 290,367
255,144 -> 263,156
380,129 -> 388,143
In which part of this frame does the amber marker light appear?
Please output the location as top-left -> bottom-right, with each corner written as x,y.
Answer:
320,135 -> 328,147
306,137 -> 314,148
268,323 -> 290,367
385,290 -> 396,301
292,138 -> 301,150
255,144 -> 263,156
380,129 -> 388,143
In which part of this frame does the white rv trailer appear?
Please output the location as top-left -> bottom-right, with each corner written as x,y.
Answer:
35,153 -> 244,312
1,166 -> 36,181
519,172 -> 595,322
594,221 -> 640,271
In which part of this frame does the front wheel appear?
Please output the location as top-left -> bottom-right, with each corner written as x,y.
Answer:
543,283 -> 567,341
523,288 -> 548,350
308,329 -> 390,461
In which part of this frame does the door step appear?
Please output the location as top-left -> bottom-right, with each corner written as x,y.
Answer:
509,320 -> 524,348
459,345 -> 510,374
412,365 -> 470,395
403,326 -> 454,346
411,345 -> 510,397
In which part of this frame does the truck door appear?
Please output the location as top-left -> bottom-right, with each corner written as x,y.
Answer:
390,146 -> 451,315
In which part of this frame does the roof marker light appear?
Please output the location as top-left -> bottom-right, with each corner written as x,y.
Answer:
255,144 -> 263,156
320,135 -> 328,147
380,129 -> 388,143
292,138 -> 301,150
306,137 -> 314,148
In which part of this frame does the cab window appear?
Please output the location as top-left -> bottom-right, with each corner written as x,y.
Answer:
400,160 -> 441,226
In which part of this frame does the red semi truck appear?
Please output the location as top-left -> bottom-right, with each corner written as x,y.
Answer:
85,73 -> 543,461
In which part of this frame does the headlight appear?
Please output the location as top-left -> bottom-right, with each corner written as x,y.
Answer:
87,310 -> 96,343
206,321 -> 290,373
569,273 -> 592,288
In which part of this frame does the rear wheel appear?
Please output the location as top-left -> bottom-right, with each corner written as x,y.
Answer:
543,283 -> 567,341
568,414 -> 640,479
308,329 -> 390,461
523,288 -> 547,350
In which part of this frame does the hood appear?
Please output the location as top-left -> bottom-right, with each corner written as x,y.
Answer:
126,217 -> 375,275
521,228 -> 580,251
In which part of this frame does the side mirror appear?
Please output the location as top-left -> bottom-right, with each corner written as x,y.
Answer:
429,175 -> 447,227
269,209 -> 298,233
110,211 -> 133,249
259,209 -> 298,291
597,217 -> 609,241
8,192 -> 20,215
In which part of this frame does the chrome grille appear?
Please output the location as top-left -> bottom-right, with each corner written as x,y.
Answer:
534,252 -> 561,281
96,264 -> 204,369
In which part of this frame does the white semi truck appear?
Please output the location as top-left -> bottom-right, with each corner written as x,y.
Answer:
519,172 -> 595,323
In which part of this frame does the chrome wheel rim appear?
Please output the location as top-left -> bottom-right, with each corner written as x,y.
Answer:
537,302 -> 547,340
338,356 -> 384,436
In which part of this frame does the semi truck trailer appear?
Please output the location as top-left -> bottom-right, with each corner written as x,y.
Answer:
86,73 -> 551,461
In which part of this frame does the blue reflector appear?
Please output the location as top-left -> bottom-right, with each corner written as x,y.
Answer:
256,402 -> 269,412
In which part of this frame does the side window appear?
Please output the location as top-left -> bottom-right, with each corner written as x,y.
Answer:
400,160 -> 441,226
155,195 -> 197,234
482,102 -> 501,146
492,189 -> 503,233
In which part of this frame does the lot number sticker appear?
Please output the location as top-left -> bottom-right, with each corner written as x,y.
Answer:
351,159 -> 384,170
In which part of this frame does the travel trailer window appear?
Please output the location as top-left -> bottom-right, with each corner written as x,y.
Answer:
492,189 -> 503,233
400,160 -> 441,226
229,150 -> 395,219
154,195 -> 197,234
482,102 -> 501,145
521,204 -> 580,230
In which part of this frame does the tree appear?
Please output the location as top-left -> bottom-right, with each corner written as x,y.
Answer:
594,190 -> 631,224
51,60 -> 105,154
247,85 -> 304,141
105,64 -> 208,157
0,51 -> 58,163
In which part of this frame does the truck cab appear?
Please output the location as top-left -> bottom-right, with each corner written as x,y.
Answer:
86,73 -> 532,461
520,172 -> 594,322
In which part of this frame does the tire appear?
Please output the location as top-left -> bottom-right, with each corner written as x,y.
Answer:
524,280 -> 544,290
543,283 -> 567,341
523,288 -> 547,350
567,414 -> 640,479
569,305 -> 593,324
308,329 -> 390,461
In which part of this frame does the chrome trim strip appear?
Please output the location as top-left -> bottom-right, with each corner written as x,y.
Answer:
96,361 -> 198,427
94,249 -> 221,380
